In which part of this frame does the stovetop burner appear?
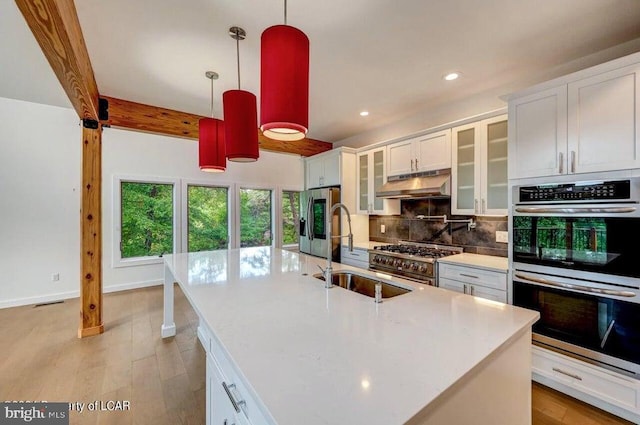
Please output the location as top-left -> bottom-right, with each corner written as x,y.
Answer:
372,242 -> 462,259
368,242 -> 463,285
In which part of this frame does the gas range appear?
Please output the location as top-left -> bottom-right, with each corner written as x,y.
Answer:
368,241 -> 463,285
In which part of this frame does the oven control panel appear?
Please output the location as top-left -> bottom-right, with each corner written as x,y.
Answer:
517,180 -> 631,202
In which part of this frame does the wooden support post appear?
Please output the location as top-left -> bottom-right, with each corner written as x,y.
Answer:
79,120 -> 103,338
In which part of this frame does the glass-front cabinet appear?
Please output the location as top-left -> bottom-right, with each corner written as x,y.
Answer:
357,147 -> 400,215
452,114 -> 508,215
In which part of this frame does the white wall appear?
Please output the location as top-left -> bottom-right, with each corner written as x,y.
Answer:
0,97 -> 81,308
102,127 -> 304,292
0,96 -> 304,307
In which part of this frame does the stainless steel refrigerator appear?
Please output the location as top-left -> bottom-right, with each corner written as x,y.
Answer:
299,187 -> 341,262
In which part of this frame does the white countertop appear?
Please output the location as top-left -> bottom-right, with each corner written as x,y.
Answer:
436,253 -> 509,272
344,241 -> 387,250
165,248 -> 537,425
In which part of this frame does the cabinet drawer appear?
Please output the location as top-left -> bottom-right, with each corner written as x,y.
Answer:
438,263 -> 507,291
532,346 -> 640,413
341,247 -> 369,269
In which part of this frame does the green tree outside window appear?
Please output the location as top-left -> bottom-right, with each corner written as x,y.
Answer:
121,182 -> 173,258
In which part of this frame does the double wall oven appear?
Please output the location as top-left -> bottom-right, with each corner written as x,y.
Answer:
511,178 -> 640,377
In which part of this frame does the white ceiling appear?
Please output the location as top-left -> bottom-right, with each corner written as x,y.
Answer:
2,0 -> 640,146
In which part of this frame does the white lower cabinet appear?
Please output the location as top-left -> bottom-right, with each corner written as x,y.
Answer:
208,354 -> 250,425
437,263 -> 507,303
203,324 -> 271,425
340,246 -> 369,269
532,345 -> 640,423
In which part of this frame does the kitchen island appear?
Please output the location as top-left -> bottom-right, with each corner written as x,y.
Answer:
162,247 -> 539,425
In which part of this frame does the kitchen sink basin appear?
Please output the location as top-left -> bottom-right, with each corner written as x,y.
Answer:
313,271 -> 411,299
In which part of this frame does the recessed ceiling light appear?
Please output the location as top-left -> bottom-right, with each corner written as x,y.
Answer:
444,72 -> 460,81
360,111 -> 369,117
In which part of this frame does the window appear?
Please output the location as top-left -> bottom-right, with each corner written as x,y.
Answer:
120,181 -> 174,259
187,185 -> 229,252
282,190 -> 300,247
239,188 -> 273,247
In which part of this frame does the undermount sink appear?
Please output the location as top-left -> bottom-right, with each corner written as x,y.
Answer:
313,271 -> 411,299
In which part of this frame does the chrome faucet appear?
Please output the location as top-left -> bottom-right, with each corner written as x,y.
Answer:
319,202 -> 353,288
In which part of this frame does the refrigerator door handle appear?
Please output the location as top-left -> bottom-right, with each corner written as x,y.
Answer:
307,196 -> 314,241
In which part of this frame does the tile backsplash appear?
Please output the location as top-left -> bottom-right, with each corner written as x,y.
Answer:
369,198 -> 508,257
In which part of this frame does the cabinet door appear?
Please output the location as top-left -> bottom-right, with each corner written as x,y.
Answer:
387,140 -> 414,176
438,277 -> 465,294
568,64 -> 640,174
415,130 -> 452,172
452,123 -> 480,215
208,355 -> 250,425
306,157 -> 324,189
370,149 -> 386,213
481,116 -> 508,215
322,152 -> 341,187
357,148 -> 400,215
468,284 -> 507,303
357,152 -> 370,214
508,86 -> 568,179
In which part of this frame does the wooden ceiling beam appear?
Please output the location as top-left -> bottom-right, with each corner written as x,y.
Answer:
101,96 -> 333,157
15,0 -> 99,120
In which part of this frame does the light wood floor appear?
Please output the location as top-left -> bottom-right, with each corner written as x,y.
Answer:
0,285 -> 633,425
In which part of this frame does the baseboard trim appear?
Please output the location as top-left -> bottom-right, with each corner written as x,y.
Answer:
103,279 -> 161,294
0,279 -> 162,309
0,290 -> 79,309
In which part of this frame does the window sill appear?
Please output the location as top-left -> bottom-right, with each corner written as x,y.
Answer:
113,256 -> 166,268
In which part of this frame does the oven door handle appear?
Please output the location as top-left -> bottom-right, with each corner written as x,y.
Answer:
514,206 -> 637,214
514,273 -> 636,297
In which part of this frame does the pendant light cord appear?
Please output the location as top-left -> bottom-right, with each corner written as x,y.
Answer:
284,0 -> 287,25
210,76 -> 214,118
236,32 -> 241,90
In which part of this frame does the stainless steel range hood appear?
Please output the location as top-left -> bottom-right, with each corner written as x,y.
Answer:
376,169 -> 451,199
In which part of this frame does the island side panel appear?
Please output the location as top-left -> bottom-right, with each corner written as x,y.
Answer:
161,262 -> 177,338
408,329 -> 533,425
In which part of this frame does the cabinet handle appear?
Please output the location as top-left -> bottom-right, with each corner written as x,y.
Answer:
460,273 -> 479,279
415,157 -> 419,170
559,152 -> 564,174
410,159 -> 414,171
470,285 -> 474,295
474,199 -> 478,214
463,284 -> 467,294
222,382 -> 245,413
481,198 -> 486,214
552,367 -> 582,381
571,151 -> 576,173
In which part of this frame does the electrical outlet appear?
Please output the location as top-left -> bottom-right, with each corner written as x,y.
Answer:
51,273 -> 60,282
380,224 -> 386,234
495,231 -> 508,244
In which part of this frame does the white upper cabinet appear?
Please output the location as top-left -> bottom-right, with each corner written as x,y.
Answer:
357,147 -> 400,215
386,139 -> 414,176
387,130 -> 451,177
452,115 -> 508,216
508,86 -> 568,179
509,60 -> 640,179
306,150 -> 340,188
567,64 -> 640,174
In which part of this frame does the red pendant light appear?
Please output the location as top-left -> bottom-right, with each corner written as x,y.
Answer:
260,1 -> 309,141
224,26 -> 259,162
199,118 -> 226,172
199,71 -> 226,172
